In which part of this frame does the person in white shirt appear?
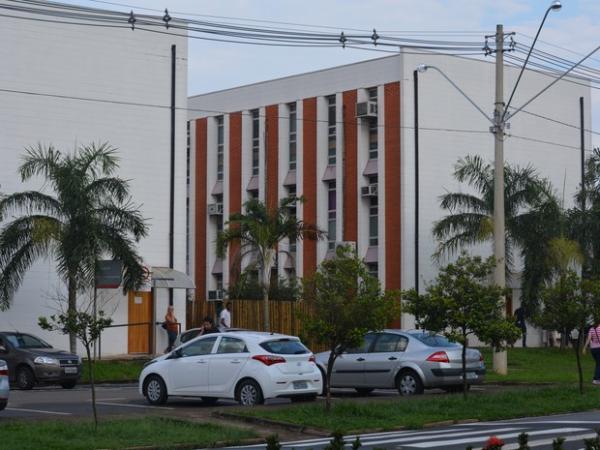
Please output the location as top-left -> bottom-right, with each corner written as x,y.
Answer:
219,302 -> 232,328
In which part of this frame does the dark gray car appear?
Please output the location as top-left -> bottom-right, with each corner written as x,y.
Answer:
315,329 -> 486,396
0,332 -> 82,390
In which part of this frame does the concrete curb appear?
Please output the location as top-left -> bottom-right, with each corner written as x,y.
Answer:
213,411 -> 330,437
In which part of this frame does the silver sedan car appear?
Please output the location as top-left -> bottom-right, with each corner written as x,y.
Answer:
0,359 -> 8,410
315,329 -> 485,396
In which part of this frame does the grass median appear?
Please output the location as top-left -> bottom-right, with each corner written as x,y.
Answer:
80,359 -> 146,384
0,416 -> 257,450
234,386 -> 600,433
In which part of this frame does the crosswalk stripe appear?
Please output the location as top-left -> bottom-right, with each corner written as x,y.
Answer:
409,427 -> 586,448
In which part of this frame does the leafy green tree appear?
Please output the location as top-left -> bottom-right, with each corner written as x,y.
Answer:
217,196 -> 323,331
0,143 -> 148,352
536,271 -> 600,394
433,155 -> 560,315
301,246 -> 400,410
403,254 -> 520,397
39,301 -> 112,430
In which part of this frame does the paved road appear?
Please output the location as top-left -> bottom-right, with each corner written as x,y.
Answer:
217,411 -> 600,450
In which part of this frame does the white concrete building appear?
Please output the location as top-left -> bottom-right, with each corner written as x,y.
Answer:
188,51 -> 592,344
0,3 -> 188,355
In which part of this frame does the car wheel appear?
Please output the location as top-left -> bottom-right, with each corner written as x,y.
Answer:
396,370 -> 424,396
236,379 -> 264,406
61,380 -> 77,389
201,397 -> 219,406
144,375 -> 168,405
16,366 -> 35,390
355,388 -> 374,396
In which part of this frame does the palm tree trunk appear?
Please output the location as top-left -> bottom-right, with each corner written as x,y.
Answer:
260,250 -> 274,332
68,275 -> 77,354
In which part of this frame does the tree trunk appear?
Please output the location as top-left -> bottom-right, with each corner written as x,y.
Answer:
85,344 -> 98,430
462,331 -> 468,400
260,250 -> 274,332
68,275 -> 77,354
576,326 -> 584,395
325,352 -> 337,412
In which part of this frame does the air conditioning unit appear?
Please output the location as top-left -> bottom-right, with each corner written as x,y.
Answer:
361,183 -> 378,197
208,290 -> 224,301
207,203 -> 223,216
334,241 -> 357,252
356,101 -> 378,119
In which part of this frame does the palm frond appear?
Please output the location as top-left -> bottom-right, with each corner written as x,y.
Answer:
76,143 -> 119,179
19,144 -> 61,182
0,191 -> 62,221
86,177 -> 130,204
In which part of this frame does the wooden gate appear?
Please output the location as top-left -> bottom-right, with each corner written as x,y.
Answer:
127,291 -> 152,354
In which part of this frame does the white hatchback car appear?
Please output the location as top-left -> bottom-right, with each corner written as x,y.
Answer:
0,359 -> 9,411
139,331 -> 322,406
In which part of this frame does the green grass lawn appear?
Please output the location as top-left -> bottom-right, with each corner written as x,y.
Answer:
81,359 -> 146,383
481,347 -> 593,384
236,386 -> 600,433
0,416 -> 257,450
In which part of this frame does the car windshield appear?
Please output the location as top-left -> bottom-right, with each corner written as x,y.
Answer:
260,339 -> 309,355
411,333 -> 460,348
5,333 -> 53,349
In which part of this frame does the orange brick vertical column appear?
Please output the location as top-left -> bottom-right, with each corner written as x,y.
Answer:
384,82 -> 402,327
228,112 -> 242,281
303,98 -> 317,277
265,104 -> 279,211
195,118 -> 208,324
342,90 -> 358,242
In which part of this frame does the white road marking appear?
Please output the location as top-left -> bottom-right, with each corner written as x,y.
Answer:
289,427 -> 523,448
464,420 -> 600,426
92,397 -> 127,401
409,427 -> 586,448
95,401 -> 174,410
6,407 -> 71,416
502,432 -> 598,450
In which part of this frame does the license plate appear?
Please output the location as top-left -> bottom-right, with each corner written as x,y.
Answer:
64,367 -> 77,374
293,381 -> 308,390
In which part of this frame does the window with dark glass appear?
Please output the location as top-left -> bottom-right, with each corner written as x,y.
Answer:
368,87 -> 378,160
288,185 -> 297,253
327,95 -> 336,165
216,116 -> 224,181
328,181 -> 336,249
369,175 -> 378,246
288,103 -> 297,170
251,109 -> 259,176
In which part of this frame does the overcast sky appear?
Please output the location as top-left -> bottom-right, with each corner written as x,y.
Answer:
62,0 -> 599,146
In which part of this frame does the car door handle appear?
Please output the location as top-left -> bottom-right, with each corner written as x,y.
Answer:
196,360 -> 207,364
356,357 -> 365,362
230,360 -> 241,364
388,356 -> 398,361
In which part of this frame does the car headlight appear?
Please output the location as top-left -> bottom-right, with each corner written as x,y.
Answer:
34,356 -> 60,366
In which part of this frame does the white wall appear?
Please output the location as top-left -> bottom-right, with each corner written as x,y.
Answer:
0,6 -> 188,355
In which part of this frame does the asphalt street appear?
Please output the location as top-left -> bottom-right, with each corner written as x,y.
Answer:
218,412 -> 600,450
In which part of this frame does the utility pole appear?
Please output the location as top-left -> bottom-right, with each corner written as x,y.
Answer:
492,24 -> 508,375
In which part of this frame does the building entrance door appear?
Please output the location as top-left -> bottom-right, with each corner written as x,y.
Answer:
128,291 -> 153,354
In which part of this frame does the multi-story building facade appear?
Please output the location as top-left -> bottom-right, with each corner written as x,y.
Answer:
188,51 -> 591,340
0,3 -> 188,355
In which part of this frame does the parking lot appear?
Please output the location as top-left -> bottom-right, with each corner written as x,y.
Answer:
0,382 -> 490,422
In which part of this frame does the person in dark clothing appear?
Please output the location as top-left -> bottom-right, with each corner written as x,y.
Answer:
200,316 -> 218,335
514,306 -> 527,348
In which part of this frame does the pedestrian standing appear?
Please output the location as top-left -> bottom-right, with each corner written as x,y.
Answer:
583,319 -> 600,385
219,301 -> 232,329
164,305 -> 178,353
514,306 -> 527,348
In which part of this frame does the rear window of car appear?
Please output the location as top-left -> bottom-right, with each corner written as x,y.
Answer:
411,333 -> 460,347
260,339 -> 309,355
5,334 -> 52,349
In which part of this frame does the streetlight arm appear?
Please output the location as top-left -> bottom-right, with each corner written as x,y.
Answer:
423,65 -> 494,125
508,45 -> 600,120
503,4 -> 557,120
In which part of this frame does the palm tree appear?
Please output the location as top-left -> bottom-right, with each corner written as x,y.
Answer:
433,155 -> 560,313
0,143 -> 148,352
217,196 -> 323,331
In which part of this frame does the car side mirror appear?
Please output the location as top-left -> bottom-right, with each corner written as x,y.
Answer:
168,348 -> 182,359
0,345 -> 7,354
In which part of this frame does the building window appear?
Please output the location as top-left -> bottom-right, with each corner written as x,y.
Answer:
215,194 -> 223,232
214,274 -> 223,292
328,181 -> 336,249
367,263 -> 378,278
368,176 -> 378,246
288,185 -> 297,253
367,87 -> 378,160
251,109 -> 259,176
288,103 -> 297,171
327,95 -> 336,165
216,116 -> 224,181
